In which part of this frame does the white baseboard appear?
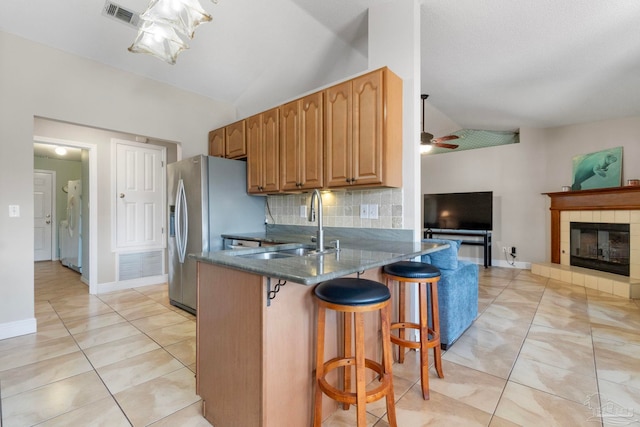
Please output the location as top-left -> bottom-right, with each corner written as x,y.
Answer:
97,274 -> 168,294
0,317 -> 37,340
458,256 -> 530,270
490,259 -> 531,269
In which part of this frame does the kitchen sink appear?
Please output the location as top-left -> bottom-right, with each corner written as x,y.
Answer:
239,252 -> 293,260
278,247 -> 317,256
236,245 -> 337,260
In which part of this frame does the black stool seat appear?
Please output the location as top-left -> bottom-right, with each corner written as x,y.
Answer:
314,278 -> 390,306
383,261 -> 441,279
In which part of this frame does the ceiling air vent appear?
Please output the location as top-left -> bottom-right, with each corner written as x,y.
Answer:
102,1 -> 141,28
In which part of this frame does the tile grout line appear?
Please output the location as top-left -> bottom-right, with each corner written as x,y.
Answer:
28,283 -> 193,426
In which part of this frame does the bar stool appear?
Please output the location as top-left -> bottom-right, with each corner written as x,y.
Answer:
383,261 -> 444,400
313,278 -> 397,427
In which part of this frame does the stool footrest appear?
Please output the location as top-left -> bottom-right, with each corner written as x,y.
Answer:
318,357 -> 392,405
390,323 -> 440,349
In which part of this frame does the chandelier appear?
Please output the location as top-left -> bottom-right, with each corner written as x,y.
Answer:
128,0 -> 218,64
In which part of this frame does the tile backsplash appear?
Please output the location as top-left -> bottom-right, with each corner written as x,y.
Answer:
266,188 -> 404,229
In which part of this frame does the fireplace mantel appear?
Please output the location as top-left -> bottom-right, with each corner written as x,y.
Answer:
545,186 -> 640,263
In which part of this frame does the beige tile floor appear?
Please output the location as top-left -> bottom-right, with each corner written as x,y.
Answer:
1,262 -> 639,426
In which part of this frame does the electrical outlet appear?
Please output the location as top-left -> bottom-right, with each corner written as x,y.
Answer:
299,205 -> 307,218
8,205 -> 20,217
511,246 -> 517,255
368,204 -> 379,219
360,204 -> 369,219
502,246 -> 508,252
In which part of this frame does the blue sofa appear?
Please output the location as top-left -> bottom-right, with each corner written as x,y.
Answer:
421,239 -> 479,349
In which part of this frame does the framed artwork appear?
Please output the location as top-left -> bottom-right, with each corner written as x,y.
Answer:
571,147 -> 622,190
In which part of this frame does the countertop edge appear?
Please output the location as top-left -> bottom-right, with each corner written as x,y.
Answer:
190,242 -> 449,286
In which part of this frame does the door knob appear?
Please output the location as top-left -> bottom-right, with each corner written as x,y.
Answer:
120,193 -> 125,198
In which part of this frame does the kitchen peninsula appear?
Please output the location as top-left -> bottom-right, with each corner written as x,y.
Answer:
191,233 -> 448,427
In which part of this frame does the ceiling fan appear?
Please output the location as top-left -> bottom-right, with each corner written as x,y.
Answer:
420,94 -> 459,151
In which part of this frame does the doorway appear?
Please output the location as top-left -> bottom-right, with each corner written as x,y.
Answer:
33,138 -> 98,294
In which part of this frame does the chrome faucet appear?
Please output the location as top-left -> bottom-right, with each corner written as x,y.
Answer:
308,189 -> 324,252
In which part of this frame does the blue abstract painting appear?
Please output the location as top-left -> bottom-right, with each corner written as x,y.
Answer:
571,147 -> 622,191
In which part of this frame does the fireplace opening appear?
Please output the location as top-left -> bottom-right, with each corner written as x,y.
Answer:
570,222 -> 630,276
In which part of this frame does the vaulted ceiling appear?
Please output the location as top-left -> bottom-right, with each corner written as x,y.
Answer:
3,0 -> 640,135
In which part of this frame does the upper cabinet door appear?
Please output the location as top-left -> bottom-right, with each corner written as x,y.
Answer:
208,128 -> 225,158
247,108 -> 280,194
299,91 -> 324,190
280,91 -> 324,191
225,120 -> 247,159
280,100 -> 300,191
325,80 -> 353,187
261,108 -> 280,193
246,114 -> 262,193
352,70 -> 383,186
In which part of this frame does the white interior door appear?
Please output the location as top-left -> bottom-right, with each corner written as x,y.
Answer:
34,171 -> 54,261
115,140 -> 165,249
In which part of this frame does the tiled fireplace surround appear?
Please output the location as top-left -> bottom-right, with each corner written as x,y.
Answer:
532,187 -> 640,300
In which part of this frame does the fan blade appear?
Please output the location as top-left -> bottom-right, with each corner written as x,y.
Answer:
432,135 -> 459,144
432,142 -> 459,149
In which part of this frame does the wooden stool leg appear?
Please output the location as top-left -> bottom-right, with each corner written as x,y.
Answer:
380,302 -> 397,427
430,282 -> 444,378
343,311 -> 352,410
313,305 -> 326,427
397,281 -> 406,363
418,282 -> 430,400
354,312 -> 367,427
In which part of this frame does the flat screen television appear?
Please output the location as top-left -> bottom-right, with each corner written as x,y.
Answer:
423,191 -> 493,231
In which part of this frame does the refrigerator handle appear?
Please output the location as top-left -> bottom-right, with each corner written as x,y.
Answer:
175,179 -> 189,263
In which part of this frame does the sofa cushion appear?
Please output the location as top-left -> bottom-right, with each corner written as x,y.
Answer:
421,239 -> 461,270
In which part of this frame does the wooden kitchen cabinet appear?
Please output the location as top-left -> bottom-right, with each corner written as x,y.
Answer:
208,127 -> 225,158
247,108 -> 280,194
208,120 -> 246,159
280,91 -> 324,191
325,67 -> 403,188
225,120 -> 247,159
196,262 -> 385,426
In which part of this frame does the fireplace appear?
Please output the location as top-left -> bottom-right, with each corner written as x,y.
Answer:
540,187 -> 640,299
570,222 -> 630,276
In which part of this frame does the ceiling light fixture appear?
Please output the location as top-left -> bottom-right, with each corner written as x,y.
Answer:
55,147 -> 68,156
129,0 -> 218,64
419,143 -> 432,154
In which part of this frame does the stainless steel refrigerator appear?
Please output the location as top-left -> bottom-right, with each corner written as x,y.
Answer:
167,155 -> 265,314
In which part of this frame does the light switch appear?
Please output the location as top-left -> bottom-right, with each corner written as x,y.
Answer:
368,204 -> 379,219
300,205 -> 307,218
8,205 -> 20,217
360,204 -> 369,219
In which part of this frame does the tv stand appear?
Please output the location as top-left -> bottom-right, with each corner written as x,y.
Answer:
424,229 -> 492,268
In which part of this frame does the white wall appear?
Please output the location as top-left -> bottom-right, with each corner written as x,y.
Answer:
422,115 -> 640,266
0,31 -> 235,338
369,0 -> 422,239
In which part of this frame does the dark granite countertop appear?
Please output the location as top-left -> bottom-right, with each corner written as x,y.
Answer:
190,234 -> 448,286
